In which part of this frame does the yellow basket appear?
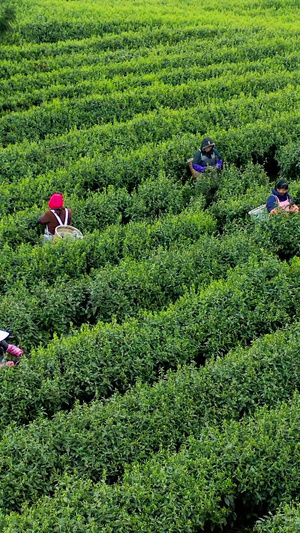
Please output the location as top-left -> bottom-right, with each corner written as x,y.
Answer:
54,225 -> 83,240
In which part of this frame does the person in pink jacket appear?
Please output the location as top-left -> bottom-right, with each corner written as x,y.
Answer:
0,330 -> 23,367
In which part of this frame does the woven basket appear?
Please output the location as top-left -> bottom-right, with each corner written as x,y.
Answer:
54,225 -> 83,240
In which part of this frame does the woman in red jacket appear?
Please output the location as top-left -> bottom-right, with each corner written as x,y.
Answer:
38,193 -> 72,240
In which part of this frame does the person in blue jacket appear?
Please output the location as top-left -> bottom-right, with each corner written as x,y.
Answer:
188,137 -> 223,179
266,179 -> 299,214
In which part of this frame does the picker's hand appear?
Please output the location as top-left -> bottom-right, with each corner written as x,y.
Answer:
216,159 -> 223,170
291,205 -> 300,212
193,164 -> 206,173
0,361 -> 15,367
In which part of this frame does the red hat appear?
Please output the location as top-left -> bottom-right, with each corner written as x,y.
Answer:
48,193 -> 64,209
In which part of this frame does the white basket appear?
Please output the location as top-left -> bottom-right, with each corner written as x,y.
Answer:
54,225 -> 83,240
248,204 -> 268,221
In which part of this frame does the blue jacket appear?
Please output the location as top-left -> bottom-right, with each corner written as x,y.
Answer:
266,189 -> 293,212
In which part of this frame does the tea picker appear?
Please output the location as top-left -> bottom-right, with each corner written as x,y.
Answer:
249,179 -> 300,220
187,137 -> 223,179
266,179 -> 299,214
38,193 -> 83,241
0,330 -> 23,367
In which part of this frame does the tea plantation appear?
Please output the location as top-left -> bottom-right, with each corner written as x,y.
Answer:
1,0 -> 300,531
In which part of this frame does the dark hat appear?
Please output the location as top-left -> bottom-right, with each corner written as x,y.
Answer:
201,137 -> 215,150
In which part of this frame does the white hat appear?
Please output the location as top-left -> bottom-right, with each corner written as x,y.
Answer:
0,330 -> 10,342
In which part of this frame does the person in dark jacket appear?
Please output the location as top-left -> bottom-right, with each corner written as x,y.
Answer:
188,137 -> 223,179
266,179 -> 299,214
38,193 -> 72,240
0,330 -> 23,367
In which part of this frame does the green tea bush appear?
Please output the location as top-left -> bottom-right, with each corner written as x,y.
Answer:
254,502 -> 300,532
0,177 -> 205,248
1,79 -> 299,147
0,206 -> 42,247
2,393 -> 300,529
0,206 -> 215,291
0,230 -> 264,348
209,163 -> 270,225
251,212 -> 300,260
277,141 -> 300,180
1,321 -> 300,511
0,255 -> 299,431
125,171 -> 192,220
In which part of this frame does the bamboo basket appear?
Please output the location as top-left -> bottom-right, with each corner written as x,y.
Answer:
54,225 -> 83,240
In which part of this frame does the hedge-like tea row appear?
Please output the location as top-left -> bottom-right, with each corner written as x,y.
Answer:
1,83 -> 300,191
1,320 -> 300,512
254,502 -> 300,532
1,22 -> 295,75
2,49 -> 299,105
2,21 -> 217,57
16,17 -> 223,46
0,255 -> 299,431
0,230 -> 265,349
0,174 -> 200,248
1,106 -> 300,219
3,55 -> 300,115
18,17 -> 168,46
0,205 -> 215,289
0,118 -> 298,240
2,393 -> 300,530
0,164 -> 194,221
1,75 -> 300,147
0,25 -> 237,78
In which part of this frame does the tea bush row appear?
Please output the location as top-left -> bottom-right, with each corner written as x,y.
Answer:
0,230 -> 265,349
1,76 -> 300,147
0,175 -> 201,248
15,13 -> 224,46
0,204 -> 215,286
2,55 -> 300,115
2,49 -> 299,104
1,320 -> 300,512
0,255 -> 299,431
1,22 -> 294,73
1,90 -> 300,189
1,102 -> 300,217
0,169 -> 193,222
0,111 -> 299,233
0,25 -> 234,77
2,393 -> 300,530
